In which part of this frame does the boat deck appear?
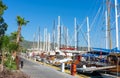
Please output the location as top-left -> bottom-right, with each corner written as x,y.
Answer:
77,65 -> 116,72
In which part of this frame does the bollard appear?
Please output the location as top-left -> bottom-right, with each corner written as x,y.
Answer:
61,63 -> 65,72
71,63 -> 76,76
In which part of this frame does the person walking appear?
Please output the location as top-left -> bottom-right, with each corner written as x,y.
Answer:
21,60 -> 24,68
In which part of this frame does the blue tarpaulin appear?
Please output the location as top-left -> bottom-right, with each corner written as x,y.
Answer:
92,47 -> 120,53
82,53 -> 99,57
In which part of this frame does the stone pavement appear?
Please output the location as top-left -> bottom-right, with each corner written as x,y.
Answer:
20,57 -> 79,78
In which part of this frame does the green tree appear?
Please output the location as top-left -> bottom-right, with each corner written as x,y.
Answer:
0,0 -> 7,71
0,0 -> 8,54
0,0 -> 8,37
0,35 -> 19,70
9,31 -> 24,53
6,42 -> 18,70
10,31 -> 24,42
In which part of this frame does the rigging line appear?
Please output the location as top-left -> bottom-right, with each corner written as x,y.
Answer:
86,0 -> 99,18
111,8 -> 115,23
111,9 -> 116,30
61,26 -> 67,45
96,6 -> 105,32
69,34 -> 74,46
90,4 -> 105,44
77,24 -> 88,46
111,21 -> 116,30
90,5 -> 102,31
91,13 -> 103,46
69,35 -> 73,46
86,3 -> 105,47
60,18 -> 71,45
91,21 -> 105,47
99,3 -> 105,25
91,25 -> 104,46
68,18 -> 86,47
90,23 -> 104,48
91,8 -> 102,32
76,18 -> 86,33
78,23 -> 88,44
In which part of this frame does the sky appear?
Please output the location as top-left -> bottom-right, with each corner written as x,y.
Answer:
2,0 -> 120,48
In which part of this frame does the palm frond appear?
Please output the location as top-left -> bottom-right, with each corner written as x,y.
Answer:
16,16 -> 29,26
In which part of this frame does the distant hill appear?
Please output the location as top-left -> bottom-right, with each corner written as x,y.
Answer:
20,40 -> 88,51
20,40 -> 35,49
20,40 -> 42,49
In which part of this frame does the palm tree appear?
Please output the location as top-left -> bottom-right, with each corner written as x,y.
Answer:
16,16 -> 29,44
16,16 -> 29,70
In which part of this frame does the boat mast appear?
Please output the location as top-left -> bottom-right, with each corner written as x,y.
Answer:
66,28 -> 69,48
105,11 -> 108,49
33,33 -> 36,51
46,28 -> 48,51
106,0 -> 112,49
40,35 -> 42,51
74,17 -> 77,50
115,0 -> 119,50
52,20 -> 55,50
61,25 -> 64,48
48,33 -> 50,51
37,27 -> 40,51
44,28 -> 47,51
115,1 -> 119,76
43,28 -> 45,51
87,17 -> 90,51
57,16 -> 61,50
